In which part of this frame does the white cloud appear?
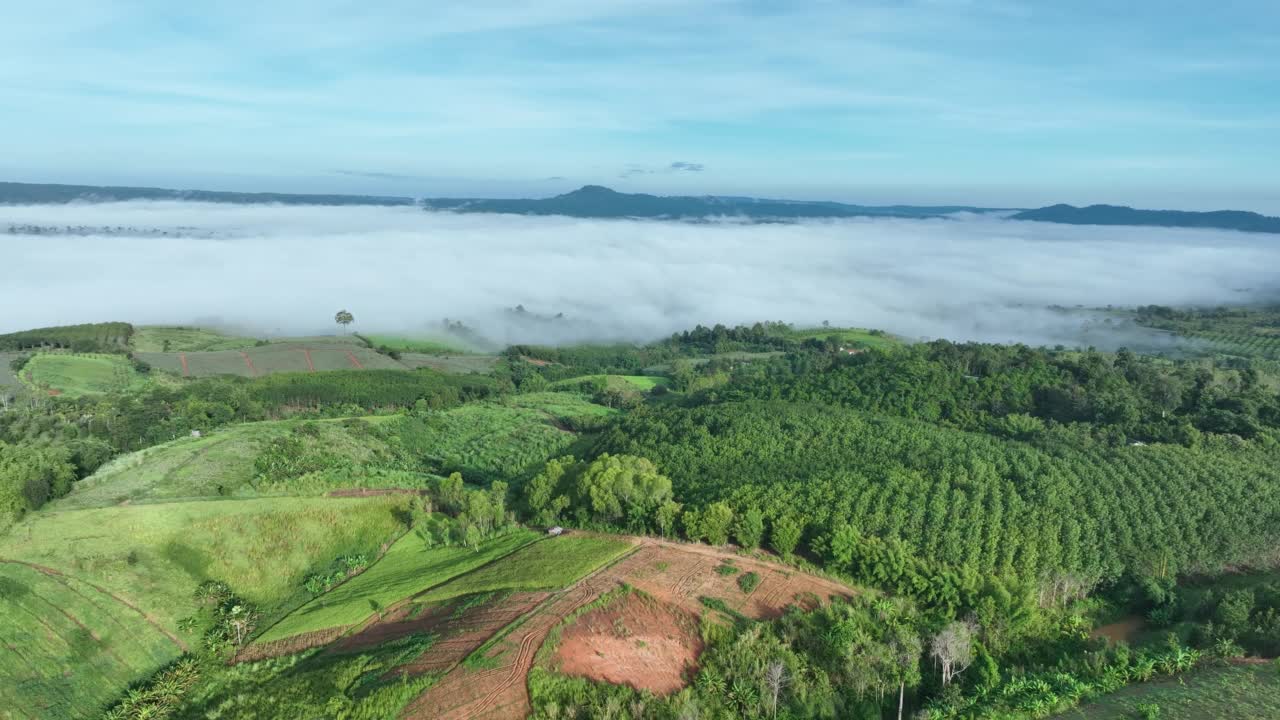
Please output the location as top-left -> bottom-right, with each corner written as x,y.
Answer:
3,202 -> 1276,348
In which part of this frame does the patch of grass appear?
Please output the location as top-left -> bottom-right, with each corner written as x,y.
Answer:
21,353 -> 143,397
416,535 -> 634,604
172,633 -> 438,719
362,333 -> 479,355
1054,663 -> 1280,719
0,562 -> 179,719
0,496 -> 411,637
788,326 -> 901,350
398,353 -> 500,374
715,562 -> 740,576
132,326 -> 260,352
551,374 -> 671,392
737,571 -> 761,594
257,529 -> 539,643
394,394 -> 616,483
54,417 -> 401,508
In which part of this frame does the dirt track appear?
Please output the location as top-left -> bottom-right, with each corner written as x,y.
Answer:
402,537 -> 854,720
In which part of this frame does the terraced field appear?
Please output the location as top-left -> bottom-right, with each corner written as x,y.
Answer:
403,537 -> 855,720
0,561 -> 183,719
136,341 -> 401,378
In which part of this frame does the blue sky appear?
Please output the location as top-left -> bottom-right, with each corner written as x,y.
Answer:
3,1 -> 1278,211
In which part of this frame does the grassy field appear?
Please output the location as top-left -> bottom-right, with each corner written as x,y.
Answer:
788,326 -> 901,350
131,326 -> 260,352
394,393 -> 616,483
415,534 -> 633,604
257,529 -> 539,643
397,352 -> 500,374
135,341 -> 402,378
362,333 -> 480,355
0,496 -> 412,636
1056,663 -> 1280,719
0,561 -> 180,720
19,353 -> 143,397
53,416 -> 401,509
551,374 -> 671,392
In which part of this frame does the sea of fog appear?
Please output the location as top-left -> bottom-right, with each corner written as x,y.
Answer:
4,201 -> 1278,348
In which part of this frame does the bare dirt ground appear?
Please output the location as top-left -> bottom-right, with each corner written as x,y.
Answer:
552,591 -> 702,695
1091,616 -> 1146,645
403,537 -> 855,720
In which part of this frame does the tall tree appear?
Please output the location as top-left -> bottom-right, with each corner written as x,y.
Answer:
334,309 -> 354,333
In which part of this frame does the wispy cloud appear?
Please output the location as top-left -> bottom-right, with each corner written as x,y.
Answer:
1,1 -> 1277,202
620,161 -> 707,178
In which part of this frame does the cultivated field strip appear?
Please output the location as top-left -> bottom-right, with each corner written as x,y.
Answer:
403,537 -> 855,720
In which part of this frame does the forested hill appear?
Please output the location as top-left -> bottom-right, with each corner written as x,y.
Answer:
422,184 -> 1001,220
1013,203 -> 1280,234
0,181 -> 414,206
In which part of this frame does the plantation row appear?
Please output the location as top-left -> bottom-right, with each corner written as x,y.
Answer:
0,322 -> 133,352
593,401 -> 1280,588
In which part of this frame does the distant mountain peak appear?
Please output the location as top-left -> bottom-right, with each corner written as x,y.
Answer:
560,184 -> 621,197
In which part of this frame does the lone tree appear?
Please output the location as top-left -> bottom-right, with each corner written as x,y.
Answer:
334,309 -> 354,333
930,619 -> 978,688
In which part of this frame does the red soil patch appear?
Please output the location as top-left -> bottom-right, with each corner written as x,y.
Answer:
344,350 -> 365,369
1091,616 -> 1146,645
518,356 -> 553,367
554,592 -> 701,695
179,352 -> 189,377
404,537 -> 854,720
301,348 -> 316,372
46,388 -> 61,396
239,351 -> 258,376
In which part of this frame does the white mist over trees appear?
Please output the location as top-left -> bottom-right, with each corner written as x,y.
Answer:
3,201 -> 1278,346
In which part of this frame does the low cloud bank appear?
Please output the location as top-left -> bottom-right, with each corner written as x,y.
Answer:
4,201 -> 1278,348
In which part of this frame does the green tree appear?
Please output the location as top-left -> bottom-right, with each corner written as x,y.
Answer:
334,309 -> 354,333
655,499 -> 682,538
523,456 -> 574,526
770,515 -> 802,558
734,506 -> 765,549
700,501 -> 734,545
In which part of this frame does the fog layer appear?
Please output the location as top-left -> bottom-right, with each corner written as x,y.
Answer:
4,202 -> 1278,347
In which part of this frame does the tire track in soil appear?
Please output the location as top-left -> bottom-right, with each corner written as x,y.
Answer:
345,350 -> 365,369
0,559 -> 188,652
404,544 -> 641,720
239,351 -> 258,376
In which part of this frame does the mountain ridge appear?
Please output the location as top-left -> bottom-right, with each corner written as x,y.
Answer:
2,180 -> 1277,233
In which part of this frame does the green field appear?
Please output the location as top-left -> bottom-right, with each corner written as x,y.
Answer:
362,333 -> 480,355
1055,663 -> 1280,719
551,374 -> 671,392
788,326 -> 901,350
131,326 -> 260,352
0,496 -> 412,635
20,353 -> 143,397
394,393 -> 617,483
257,529 -> 539,643
415,534 -> 633,604
0,562 -> 180,720
53,417 -> 404,509
397,352 -> 500,374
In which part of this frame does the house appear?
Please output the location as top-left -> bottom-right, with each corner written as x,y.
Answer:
190,430 -> 202,438
547,526 -> 564,536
